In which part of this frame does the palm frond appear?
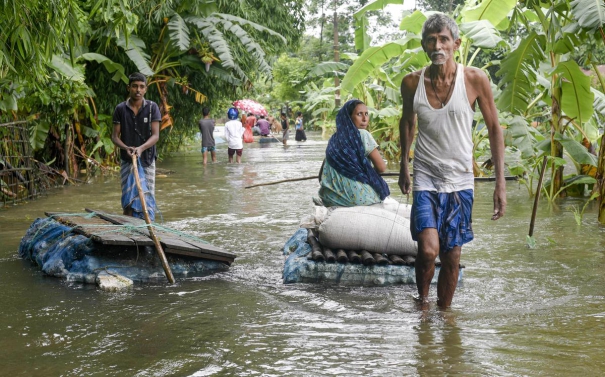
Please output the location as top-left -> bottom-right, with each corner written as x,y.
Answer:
116,34 -> 154,76
214,13 -> 287,44
186,16 -> 247,81
496,31 -> 546,115
168,13 -> 190,52
218,18 -> 272,77
49,54 -> 85,81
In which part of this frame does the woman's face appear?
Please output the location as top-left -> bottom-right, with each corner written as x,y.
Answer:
350,104 -> 369,130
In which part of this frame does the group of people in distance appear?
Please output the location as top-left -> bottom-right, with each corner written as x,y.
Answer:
200,107 -> 300,164
112,14 -> 506,309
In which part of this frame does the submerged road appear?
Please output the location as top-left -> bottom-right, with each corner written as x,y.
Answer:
1,131 -> 604,376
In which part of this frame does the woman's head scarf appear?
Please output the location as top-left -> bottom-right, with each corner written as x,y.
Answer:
325,99 -> 390,200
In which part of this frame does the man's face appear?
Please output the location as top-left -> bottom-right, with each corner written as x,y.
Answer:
128,81 -> 147,100
422,27 -> 460,66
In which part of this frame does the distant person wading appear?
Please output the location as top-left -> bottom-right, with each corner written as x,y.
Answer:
224,107 -> 245,163
199,107 -> 216,164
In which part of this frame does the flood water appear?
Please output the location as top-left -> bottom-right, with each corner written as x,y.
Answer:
1,131 -> 604,376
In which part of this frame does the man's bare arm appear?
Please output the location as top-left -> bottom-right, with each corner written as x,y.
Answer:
473,69 -> 506,219
398,73 -> 419,195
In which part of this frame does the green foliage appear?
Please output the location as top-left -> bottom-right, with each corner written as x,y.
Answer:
459,20 -> 504,49
353,0 -> 403,52
496,31 -> 546,115
572,191 -> 599,225
272,55 -> 314,102
570,0 -> 605,29
553,60 -> 594,126
307,62 -> 351,78
2,0 -> 306,176
416,0 -> 464,13
340,35 -> 422,94
461,0 -> 517,27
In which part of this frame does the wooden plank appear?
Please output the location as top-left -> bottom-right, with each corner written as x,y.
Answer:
47,212 -> 154,246
87,210 -> 202,252
86,208 -> 237,259
164,248 -> 234,265
46,212 -> 137,245
44,210 -> 235,263
174,238 -> 238,259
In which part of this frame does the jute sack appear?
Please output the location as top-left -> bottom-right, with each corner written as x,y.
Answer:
318,206 -> 417,256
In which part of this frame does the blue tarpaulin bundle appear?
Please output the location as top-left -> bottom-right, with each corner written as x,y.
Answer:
121,159 -> 156,222
19,217 -> 229,284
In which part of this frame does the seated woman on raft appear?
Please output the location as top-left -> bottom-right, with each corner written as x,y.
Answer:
317,99 -> 390,207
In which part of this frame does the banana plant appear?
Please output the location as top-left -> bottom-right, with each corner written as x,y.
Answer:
302,81 -> 337,137
568,0 -> 605,222
493,0 -> 602,200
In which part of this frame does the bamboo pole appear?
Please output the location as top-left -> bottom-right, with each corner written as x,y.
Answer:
529,156 -> 548,238
244,173 -> 402,189
244,173 -> 518,189
268,133 -> 282,144
131,155 -> 175,284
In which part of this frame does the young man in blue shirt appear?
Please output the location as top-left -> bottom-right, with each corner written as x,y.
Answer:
112,72 -> 162,216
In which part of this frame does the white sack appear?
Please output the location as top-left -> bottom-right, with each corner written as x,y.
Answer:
318,206 -> 417,256
371,197 -> 412,219
299,205 -> 330,229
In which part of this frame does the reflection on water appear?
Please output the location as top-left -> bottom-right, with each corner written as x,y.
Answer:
1,132 -> 605,376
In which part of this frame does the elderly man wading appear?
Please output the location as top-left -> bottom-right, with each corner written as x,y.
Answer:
398,14 -> 506,308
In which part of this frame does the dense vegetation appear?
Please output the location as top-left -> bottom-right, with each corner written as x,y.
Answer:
1,0 -> 304,173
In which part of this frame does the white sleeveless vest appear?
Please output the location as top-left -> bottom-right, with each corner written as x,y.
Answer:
412,64 -> 475,193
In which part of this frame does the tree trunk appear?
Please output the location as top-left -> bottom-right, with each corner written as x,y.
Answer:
333,1 -> 340,108
597,133 -> 605,223
157,80 -> 172,131
549,88 -> 564,198
64,123 -> 72,177
319,0 -> 325,61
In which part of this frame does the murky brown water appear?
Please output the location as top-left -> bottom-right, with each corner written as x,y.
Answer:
1,132 -> 605,376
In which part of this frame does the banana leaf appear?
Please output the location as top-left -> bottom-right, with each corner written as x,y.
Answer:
496,31 -> 546,115
553,60 -> 594,126
537,132 -> 598,166
340,36 -> 419,95
116,35 -> 154,76
460,20 -> 504,49
461,0 -> 517,29
168,14 -> 190,52
49,55 -> 84,81
399,10 -> 426,34
570,0 -> 605,29
307,62 -> 350,78
79,53 -> 127,83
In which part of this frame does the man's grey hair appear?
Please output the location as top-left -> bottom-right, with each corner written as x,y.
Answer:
422,13 -> 460,41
